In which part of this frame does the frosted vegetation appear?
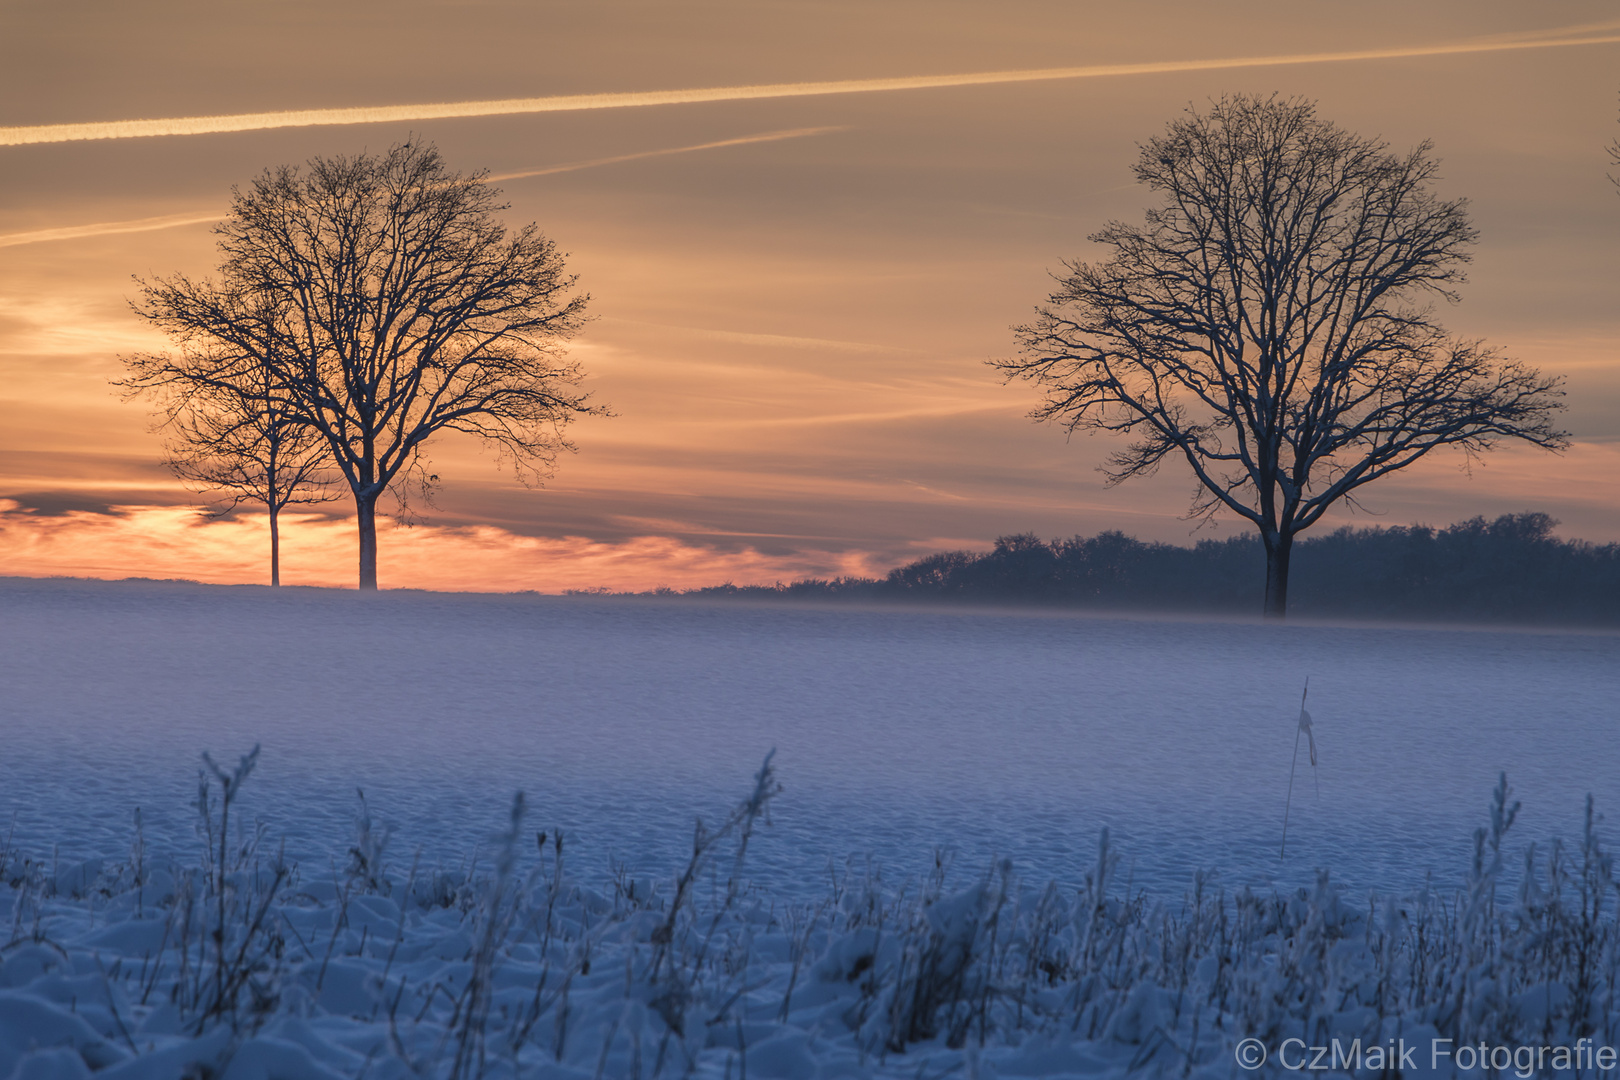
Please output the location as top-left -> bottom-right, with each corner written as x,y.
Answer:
3,752 -> 1619,1079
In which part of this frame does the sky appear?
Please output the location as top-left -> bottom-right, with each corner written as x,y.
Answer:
1,1 -> 1617,591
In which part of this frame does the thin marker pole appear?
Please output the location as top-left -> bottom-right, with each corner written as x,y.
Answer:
1280,677 -> 1310,860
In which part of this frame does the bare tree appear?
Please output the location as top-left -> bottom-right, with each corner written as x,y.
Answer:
995,95 -> 1567,618
127,141 -> 597,590
1610,98 -> 1619,192
124,292 -> 338,586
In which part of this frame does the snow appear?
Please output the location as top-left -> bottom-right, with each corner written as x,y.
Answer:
2,578 -> 1619,1076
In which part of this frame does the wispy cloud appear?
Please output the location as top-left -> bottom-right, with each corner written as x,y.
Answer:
599,315 -> 897,354
2,26 -> 1616,146
722,402 -> 1014,429
0,127 -> 840,248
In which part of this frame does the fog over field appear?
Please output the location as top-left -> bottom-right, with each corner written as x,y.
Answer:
4,579 -> 1615,897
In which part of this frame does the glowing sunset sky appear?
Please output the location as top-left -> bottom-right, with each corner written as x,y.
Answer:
1,2 -> 1617,590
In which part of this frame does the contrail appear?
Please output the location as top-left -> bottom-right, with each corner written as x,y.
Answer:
0,127 -> 840,248
2,26 -> 1617,147
0,211 -> 221,249
486,125 -> 844,181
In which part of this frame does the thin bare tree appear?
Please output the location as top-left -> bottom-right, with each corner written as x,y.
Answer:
126,141 -> 598,590
996,95 -> 1567,618
124,293 -> 338,586
1609,97 -> 1619,191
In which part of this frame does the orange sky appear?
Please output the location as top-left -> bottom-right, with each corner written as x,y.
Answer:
1,2 -> 1617,590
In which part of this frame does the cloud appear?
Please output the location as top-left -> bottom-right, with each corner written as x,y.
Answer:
0,502 -> 894,591
3,25 -> 1618,146
717,402 -> 1014,430
598,316 -> 897,354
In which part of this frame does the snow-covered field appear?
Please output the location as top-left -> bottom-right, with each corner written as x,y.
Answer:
3,578 -> 1619,1077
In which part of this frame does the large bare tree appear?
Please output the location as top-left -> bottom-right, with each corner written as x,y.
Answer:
127,142 -> 596,589
996,96 -> 1567,618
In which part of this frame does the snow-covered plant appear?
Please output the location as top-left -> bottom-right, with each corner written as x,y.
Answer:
185,744 -> 292,1034
446,792 -> 528,1080
346,788 -> 392,896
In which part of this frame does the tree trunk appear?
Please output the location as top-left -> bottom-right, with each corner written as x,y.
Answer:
357,494 -> 378,591
269,503 -> 281,588
1263,531 -> 1293,619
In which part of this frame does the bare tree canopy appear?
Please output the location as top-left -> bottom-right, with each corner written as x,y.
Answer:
125,141 -> 598,589
995,95 -> 1567,618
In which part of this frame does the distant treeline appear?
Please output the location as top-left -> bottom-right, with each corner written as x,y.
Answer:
627,514 -> 1620,624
